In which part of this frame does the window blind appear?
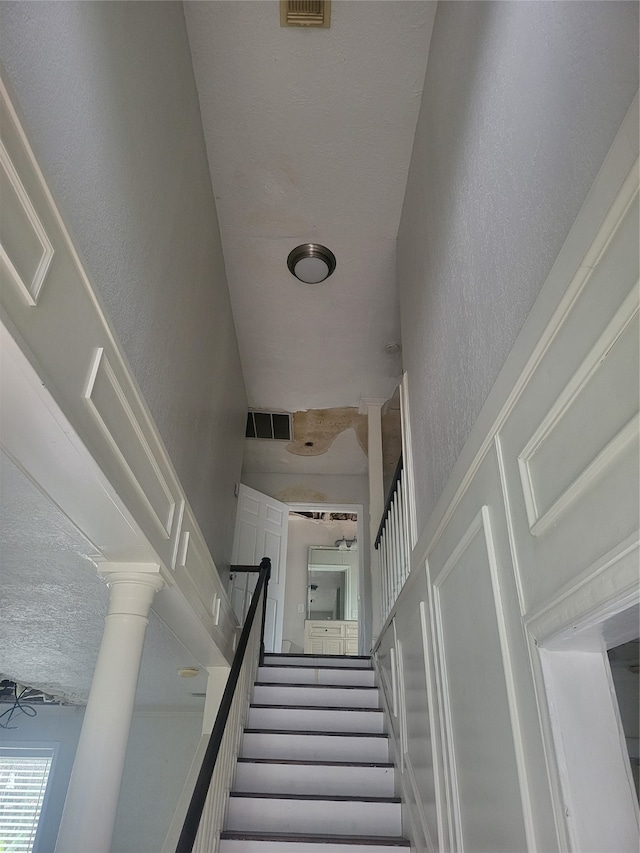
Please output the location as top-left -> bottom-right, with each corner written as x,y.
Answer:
0,749 -> 53,853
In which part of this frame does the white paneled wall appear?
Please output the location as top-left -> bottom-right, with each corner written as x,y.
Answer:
375,99 -> 639,853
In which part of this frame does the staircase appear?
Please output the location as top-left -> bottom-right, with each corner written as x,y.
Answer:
219,653 -> 409,852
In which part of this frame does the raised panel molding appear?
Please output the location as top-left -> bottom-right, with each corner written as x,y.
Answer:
0,137 -> 54,305
525,534 -> 640,648
430,508 -> 530,853
175,507 -> 233,643
519,284 -> 639,535
85,347 -> 181,542
0,76 -> 238,670
376,98 -> 639,853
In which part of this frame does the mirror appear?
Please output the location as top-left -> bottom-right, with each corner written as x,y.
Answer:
307,545 -> 358,621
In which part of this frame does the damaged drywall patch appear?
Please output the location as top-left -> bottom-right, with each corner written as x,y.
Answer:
287,407 -> 368,457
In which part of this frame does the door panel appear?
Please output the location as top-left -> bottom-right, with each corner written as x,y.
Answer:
231,484 -> 288,653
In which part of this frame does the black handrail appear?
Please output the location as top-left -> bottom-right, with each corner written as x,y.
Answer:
175,557 -> 271,853
374,454 -> 403,549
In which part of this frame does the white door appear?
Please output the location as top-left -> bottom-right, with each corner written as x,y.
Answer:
231,484 -> 288,653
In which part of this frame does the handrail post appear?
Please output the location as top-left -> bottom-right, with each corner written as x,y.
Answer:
259,557 -> 271,665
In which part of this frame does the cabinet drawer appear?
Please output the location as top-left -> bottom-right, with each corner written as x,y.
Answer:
308,624 -> 343,638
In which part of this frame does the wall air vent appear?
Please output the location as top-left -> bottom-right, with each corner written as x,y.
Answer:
246,410 -> 292,441
280,0 -> 331,28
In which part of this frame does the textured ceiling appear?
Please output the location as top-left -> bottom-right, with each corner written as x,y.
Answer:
0,452 -> 208,710
184,0 -> 435,411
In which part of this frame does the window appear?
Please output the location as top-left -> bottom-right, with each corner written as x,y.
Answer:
0,749 -> 54,853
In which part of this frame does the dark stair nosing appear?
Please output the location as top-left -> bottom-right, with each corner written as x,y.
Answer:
250,703 -> 382,712
255,682 -> 378,690
261,663 -> 374,672
237,757 -> 393,768
229,791 -> 400,803
220,830 -> 409,846
264,653 -> 371,660
244,728 -> 388,738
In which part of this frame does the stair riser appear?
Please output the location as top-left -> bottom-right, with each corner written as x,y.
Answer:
253,684 -> 379,708
220,842 -> 407,852
241,732 -> 389,763
226,797 -> 402,837
234,762 -> 395,797
264,655 -> 371,669
258,666 -> 375,687
248,706 -> 384,733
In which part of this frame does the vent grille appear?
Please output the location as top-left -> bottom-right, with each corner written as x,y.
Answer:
246,411 -> 292,441
281,0 -> 331,28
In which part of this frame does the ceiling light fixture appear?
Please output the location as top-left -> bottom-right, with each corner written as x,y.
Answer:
287,244 -> 336,284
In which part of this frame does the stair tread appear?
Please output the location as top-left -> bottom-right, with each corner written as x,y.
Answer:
264,654 -> 371,660
220,830 -> 409,846
237,757 -> 393,767
244,728 -> 387,737
230,792 -> 400,803
251,704 -> 382,712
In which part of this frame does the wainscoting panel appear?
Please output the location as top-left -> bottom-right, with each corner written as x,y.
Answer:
393,569 -> 439,853
85,348 -> 181,543
499,180 -> 639,614
0,76 -> 238,671
0,136 -> 54,305
375,98 -> 639,852
428,495 -> 528,853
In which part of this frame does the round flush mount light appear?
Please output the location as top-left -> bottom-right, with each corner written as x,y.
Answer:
287,244 -> 336,284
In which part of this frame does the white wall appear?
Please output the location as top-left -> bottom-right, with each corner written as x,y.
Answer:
397,0 -> 639,527
111,711 -> 203,853
0,705 -> 84,853
377,77 -> 639,853
0,1 -> 247,574
284,517 -> 358,652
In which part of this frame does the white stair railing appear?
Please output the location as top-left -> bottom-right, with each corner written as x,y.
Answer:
375,457 -> 411,624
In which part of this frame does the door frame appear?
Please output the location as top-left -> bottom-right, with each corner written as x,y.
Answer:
287,502 -> 365,653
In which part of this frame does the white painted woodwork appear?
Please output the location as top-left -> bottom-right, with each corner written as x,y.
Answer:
248,706 -> 384,734
234,760 -> 395,798
55,570 -> 164,853
232,484 -> 289,652
241,730 -> 389,764
304,620 -> 359,655
265,654 -> 372,669
258,665 -> 375,686
219,840 -> 408,853
374,98 -> 640,853
217,654 -> 407,851
253,683 -> 379,709
378,466 -> 412,624
226,794 -> 402,837
162,582 -> 266,853
0,78 -> 238,675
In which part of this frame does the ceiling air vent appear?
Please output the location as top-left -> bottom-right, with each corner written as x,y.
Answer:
280,0 -> 331,28
246,410 -> 292,441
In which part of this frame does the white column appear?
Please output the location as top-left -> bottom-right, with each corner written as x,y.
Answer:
364,399 -> 385,645
55,567 -> 164,853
